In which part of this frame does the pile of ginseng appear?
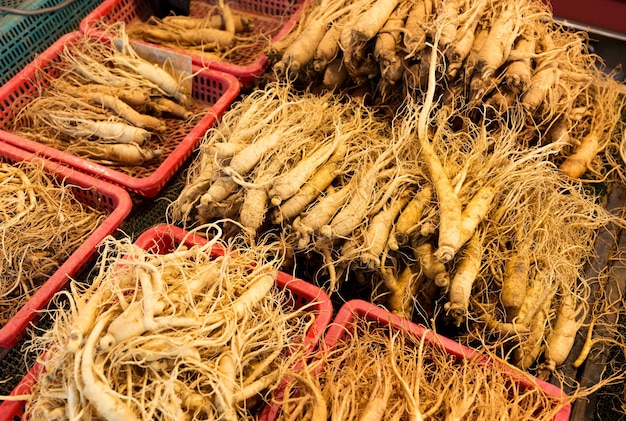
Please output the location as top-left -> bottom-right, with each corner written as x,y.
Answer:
273,318 -> 568,420
24,225 -> 316,420
127,0 -> 255,60
270,0 -> 594,110
268,0 -> 621,179
168,78 -> 624,386
0,160 -> 105,326
12,29 -> 195,167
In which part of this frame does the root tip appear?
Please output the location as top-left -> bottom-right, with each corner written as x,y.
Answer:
270,196 -> 282,207
434,273 -> 450,288
434,246 -> 455,264
445,303 -> 466,327
319,225 -> 333,239
99,334 -> 116,352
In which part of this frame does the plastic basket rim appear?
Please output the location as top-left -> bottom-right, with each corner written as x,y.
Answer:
324,299 -> 573,421
78,0 -> 307,83
0,141 -> 133,349
0,31 -> 241,198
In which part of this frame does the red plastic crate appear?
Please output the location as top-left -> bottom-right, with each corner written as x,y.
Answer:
80,0 -> 307,84
335,300 -> 571,421
0,31 -> 241,198
262,299 -> 572,421
0,223 -> 333,420
0,141 -> 132,350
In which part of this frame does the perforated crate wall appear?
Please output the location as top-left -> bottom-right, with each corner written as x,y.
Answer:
0,0 -> 102,86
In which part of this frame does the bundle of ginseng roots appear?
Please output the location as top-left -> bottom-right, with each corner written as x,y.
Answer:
0,160 -> 105,326
23,225 -> 316,420
267,0 -> 626,181
127,0 -> 255,61
12,28 -> 196,168
167,79 -> 626,387
273,318 -> 568,420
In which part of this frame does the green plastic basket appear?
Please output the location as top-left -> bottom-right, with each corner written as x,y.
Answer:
0,0 -> 102,86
